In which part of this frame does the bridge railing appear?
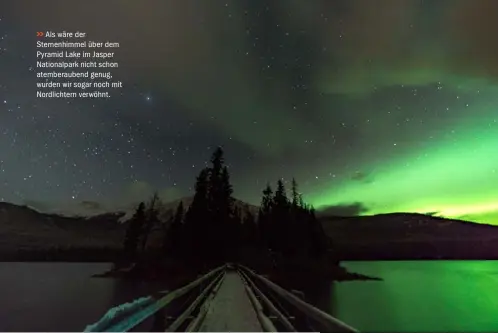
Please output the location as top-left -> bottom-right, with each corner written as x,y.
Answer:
238,267 -> 294,332
84,264 -> 226,332
238,264 -> 359,333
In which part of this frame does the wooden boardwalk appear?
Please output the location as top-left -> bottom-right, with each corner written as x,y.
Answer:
200,271 -> 262,332
84,264 -> 358,332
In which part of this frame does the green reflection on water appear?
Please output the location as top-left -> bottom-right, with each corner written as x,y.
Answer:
335,261 -> 498,333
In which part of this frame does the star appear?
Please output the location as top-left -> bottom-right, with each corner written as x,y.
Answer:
0,0 -> 495,227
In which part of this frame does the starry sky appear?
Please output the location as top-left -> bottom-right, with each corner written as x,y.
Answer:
0,0 -> 497,223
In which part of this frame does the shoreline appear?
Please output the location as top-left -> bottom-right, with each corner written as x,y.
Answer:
3,256 -> 498,262
90,258 -> 383,283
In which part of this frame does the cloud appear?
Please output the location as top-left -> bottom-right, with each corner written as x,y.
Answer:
423,211 -> 440,217
6,0 -> 498,156
21,181 -> 182,217
350,171 -> 373,184
80,201 -> 104,211
124,181 -> 182,204
23,199 -> 52,212
23,199 -> 108,216
318,202 -> 370,217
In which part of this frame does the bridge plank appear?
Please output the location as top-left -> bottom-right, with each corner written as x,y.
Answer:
200,271 -> 262,332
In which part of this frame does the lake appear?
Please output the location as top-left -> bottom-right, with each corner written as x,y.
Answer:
335,261 -> 498,332
1,261 -> 498,332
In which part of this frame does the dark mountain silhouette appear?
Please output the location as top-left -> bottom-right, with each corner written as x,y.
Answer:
0,202 -> 126,258
2,197 -> 498,261
321,213 -> 498,259
0,197 -> 259,259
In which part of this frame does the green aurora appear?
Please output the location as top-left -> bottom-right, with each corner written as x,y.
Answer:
3,1 -> 498,226
311,93 -> 498,225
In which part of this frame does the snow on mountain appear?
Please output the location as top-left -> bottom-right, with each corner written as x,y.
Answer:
0,196 -> 260,253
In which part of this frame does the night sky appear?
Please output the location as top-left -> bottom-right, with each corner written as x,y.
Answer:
0,1 -> 497,224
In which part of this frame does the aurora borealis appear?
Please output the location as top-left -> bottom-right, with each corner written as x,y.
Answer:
311,98 -> 498,223
0,1 -> 497,224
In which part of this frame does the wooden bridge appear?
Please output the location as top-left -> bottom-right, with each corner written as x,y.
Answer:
84,263 -> 358,332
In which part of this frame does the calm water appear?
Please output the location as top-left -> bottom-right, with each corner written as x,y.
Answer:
334,261 -> 498,332
0,262 -> 169,331
1,261 -> 498,332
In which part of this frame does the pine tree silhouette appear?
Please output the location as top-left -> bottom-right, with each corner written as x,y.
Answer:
258,183 -> 273,249
291,177 -> 299,208
256,177 -> 329,259
123,202 -> 145,260
273,179 -> 289,208
272,179 -> 291,253
307,205 -> 328,258
221,166 -> 234,215
185,168 -> 210,256
163,201 -> 184,254
141,192 -> 160,252
242,210 -> 257,246
206,147 -> 234,258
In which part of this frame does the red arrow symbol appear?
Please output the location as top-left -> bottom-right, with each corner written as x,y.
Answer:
36,31 -> 44,37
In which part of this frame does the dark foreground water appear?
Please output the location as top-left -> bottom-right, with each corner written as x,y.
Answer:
1,261 -> 498,332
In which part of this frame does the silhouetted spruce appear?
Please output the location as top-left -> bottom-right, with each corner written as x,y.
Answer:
241,210 -> 258,246
123,202 -> 146,260
291,178 -> 299,208
272,179 -> 291,253
273,179 -> 289,208
256,177 -> 329,259
140,192 -> 161,251
128,147 -> 332,265
163,201 -> 184,254
184,167 -> 210,256
228,205 -> 242,257
205,147 -> 234,258
258,183 -> 274,249
208,148 -> 232,217
306,206 -> 328,258
221,166 -> 234,215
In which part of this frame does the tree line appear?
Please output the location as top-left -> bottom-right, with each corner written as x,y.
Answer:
123,147 -> 329,263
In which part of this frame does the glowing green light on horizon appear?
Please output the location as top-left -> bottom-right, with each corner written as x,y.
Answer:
311,98 -> 498,225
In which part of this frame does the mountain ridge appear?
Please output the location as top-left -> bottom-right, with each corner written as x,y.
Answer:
1,200 -> 498,260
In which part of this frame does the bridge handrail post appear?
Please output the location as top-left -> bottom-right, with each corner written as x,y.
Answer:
185,268 -> 226,332
238,264 -> 359,333
238,269 -> 296,332
241,272 -> 278,332
85,264 -> 227,332
165,268 -> 226,331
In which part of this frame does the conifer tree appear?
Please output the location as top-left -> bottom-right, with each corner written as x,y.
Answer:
185,168 -> 210,255
141,192 -> 160,251
162,214 -> 174,253
268,179 -> 290,253
298,194 -> 305,209
307,205 -> 328,258
221,166 -> 234,215
187,168 -> 210,221
163,201 -> 184,254
291,178 -> 299,208
123,202 -> 145,259
261,183 -> 273,214
206,147 -> 234,258
258,183 -> 273,248
173,201 -> 184,227
242,210 -> 257,246
273,179 -> 289,208
208,147 -> 224,216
